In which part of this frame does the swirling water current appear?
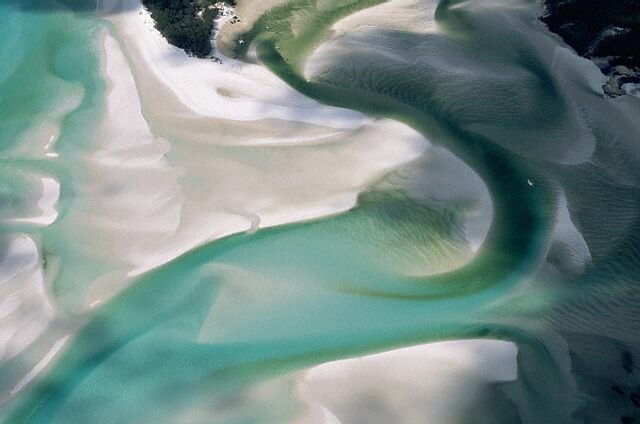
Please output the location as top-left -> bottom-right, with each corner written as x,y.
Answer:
1,0 -> 640,422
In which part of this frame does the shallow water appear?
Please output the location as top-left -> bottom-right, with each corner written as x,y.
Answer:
1,0 -> 640,423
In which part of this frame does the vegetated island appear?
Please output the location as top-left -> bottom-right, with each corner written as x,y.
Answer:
142,0 -> 238,58
540,0 -> 640,96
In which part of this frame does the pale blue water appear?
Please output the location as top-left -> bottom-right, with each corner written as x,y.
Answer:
1,0 -> 640,423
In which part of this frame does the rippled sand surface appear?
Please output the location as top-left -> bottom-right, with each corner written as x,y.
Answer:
1,0 -> 640,422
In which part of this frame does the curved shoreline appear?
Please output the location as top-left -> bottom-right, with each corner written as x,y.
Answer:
75,0 -> 442,297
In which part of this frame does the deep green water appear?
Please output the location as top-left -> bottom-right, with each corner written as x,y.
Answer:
1,0 -> 640,423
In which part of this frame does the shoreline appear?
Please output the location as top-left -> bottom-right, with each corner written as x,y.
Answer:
74,5 -> 433,305
539,0 -> 640,97
101,0 -> 369,127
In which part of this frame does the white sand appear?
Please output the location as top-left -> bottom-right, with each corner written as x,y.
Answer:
60,7 -> 430,309
100,0 -> 367,128
296,339 -> 518,424
170,339 -> 518,423
0,236 -> 55,364
215,0 -> 290,56
547,189 -> 591,275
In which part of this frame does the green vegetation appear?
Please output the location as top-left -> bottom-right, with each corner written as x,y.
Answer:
142,0 -> 236,58
541,0 -> 640,95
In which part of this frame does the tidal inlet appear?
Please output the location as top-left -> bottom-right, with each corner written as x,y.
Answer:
1,0 -> 639,422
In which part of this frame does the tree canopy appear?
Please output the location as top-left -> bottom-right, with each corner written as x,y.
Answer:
143,0 -> 236,58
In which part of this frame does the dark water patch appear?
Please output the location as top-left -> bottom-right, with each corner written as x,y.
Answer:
540,0 -> 640,96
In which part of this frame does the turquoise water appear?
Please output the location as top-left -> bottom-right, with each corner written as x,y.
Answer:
2,0 -> 640,423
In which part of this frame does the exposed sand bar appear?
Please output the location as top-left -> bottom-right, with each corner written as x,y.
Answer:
296,339 -> 518,423
61,4 -> 433,309
0,236 -> 55,367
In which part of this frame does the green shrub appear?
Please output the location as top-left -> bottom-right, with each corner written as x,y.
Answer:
142,0 -> 235,57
